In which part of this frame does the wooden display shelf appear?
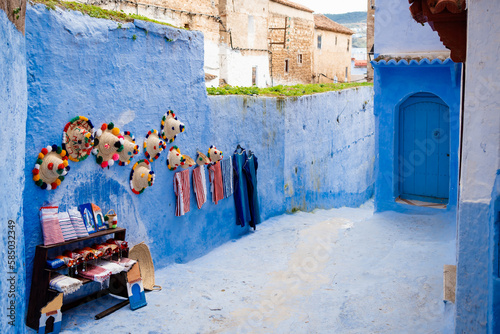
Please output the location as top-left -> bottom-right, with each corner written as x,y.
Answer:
27,228 -> 128,332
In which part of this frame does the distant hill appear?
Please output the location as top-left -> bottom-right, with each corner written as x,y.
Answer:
324,12 -> 367,25
323,12 -> 367,49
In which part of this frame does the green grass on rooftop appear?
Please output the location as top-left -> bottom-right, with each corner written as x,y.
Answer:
31,0 -> 180,28
207,82 -> 373,97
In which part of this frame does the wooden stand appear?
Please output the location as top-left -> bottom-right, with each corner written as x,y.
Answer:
26,228 -> 128,332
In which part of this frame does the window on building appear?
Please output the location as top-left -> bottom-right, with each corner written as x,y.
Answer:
297,54 -> 303,64
317,35 -> 322,49
347,39 -> 350,52
285,59 -> 289,73
252,66 -> 257,86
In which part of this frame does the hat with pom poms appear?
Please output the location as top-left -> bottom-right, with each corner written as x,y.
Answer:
207,145 -> 223,163
92,122 -> 124,169
196,151 -> 211,166
33,144 -> 70,190
62,116 -> 95,162
160,110 -> 185,143
180,154 -> 195,169
130,159 -> 155,195
144,129 -> 166,162
166,146 -> 184,171
118,131 -> 140,166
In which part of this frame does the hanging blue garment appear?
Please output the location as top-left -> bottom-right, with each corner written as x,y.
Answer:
243,152 -> 261,230
233,148 -> 251,227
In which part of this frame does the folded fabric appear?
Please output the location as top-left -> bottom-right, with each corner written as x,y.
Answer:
174,169 -> 190,216
63,250 -> 83,265
192,165 -> 207,209
50,273 -> 83,295
58,212 -> 77,241
220,158 -> 234,198
106,239 -> 128,250
75,248 -> 96,261
208,162 -> 224,205
55,255 -> 75,267
46,258 -> 65,269
40,206 -> 64,246
78,264 -> 112,283
112,257 -> 137,271
68,207 -> 89,238
95,259 -> 126,275
94,244 -> 113,257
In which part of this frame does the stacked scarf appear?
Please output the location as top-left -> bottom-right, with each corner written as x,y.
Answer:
58,212 -> 77,241
174,169 -> 191,216
192,165 -> 207,209
40,206 -> 64,246
67,208 -> 89,238
50,273 -> 83,295
220,158 -> 234,198
78,264 -> 112,283
111,258 -> 137,272
208,162 -> 224,205
95,259 -> 126,275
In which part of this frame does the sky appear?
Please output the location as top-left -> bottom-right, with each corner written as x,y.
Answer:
291,0 -> 367,14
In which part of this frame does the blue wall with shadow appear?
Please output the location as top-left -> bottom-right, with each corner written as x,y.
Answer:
0,9 -> 27,334
371,59 -> 462,214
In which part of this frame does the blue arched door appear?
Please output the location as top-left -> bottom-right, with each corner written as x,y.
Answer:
399,93 -> 450,203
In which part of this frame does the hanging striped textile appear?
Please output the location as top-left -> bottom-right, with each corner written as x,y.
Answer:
208,162 -> 224,205
58,212 -> 77,241
174,169 -> 191,216
192,165 -> 207,209
220,158 -> 234,198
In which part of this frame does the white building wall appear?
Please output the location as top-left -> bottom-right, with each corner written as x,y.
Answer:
220,45 -> 270,87
374,0 -> 449,56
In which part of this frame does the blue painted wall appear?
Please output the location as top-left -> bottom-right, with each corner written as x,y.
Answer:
454,1 -> 500,332
21,5 -> 375,329
372,59 -> 462,213
0,8 -> 27,334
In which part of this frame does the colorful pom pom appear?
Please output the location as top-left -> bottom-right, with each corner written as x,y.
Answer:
112,153 -> 119,161
47,163 -> 54,170
108,122 -> 114,130
52,144 -> 58,152
101,161 -> 108,168
38,153 -> 44,159
111,127 -> 120,136
33,175 -> 40,182
32,169 -> 39,175
41,148 -> 48,155
96,156 -> 103,164
101,124 -> 107,131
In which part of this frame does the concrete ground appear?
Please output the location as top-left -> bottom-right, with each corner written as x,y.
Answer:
54,201 -> 456,333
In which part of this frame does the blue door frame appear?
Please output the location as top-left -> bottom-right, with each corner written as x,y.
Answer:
398,93 -> 450,204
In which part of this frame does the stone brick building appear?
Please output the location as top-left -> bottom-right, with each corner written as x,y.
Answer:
91,0 -> 352,87
313,14 -> 354,83
268,0 -> 314,85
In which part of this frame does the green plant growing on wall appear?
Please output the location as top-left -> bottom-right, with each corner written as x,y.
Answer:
13,7 -> 21,20
117,23 -> 122,29
207,82 -> 373,97
132,34 -> 137,41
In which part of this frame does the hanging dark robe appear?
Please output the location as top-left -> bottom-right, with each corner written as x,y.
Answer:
233,148 -> 251,227
243,153 -> 261,230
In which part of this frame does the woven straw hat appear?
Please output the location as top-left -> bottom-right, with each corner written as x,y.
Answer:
160,110 -> 185,143
144,129 -> 166,162
130,159 -> 155,195
128,242 -> 161,291
92,122 -> 124,168
32,144 -> 70,191
166,146 -> 184,171
118,131 -> 139,166
62,116 -> 95,162
208,145 -> 223,163
181,154 -> 195,169
196,151 -> 211,166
